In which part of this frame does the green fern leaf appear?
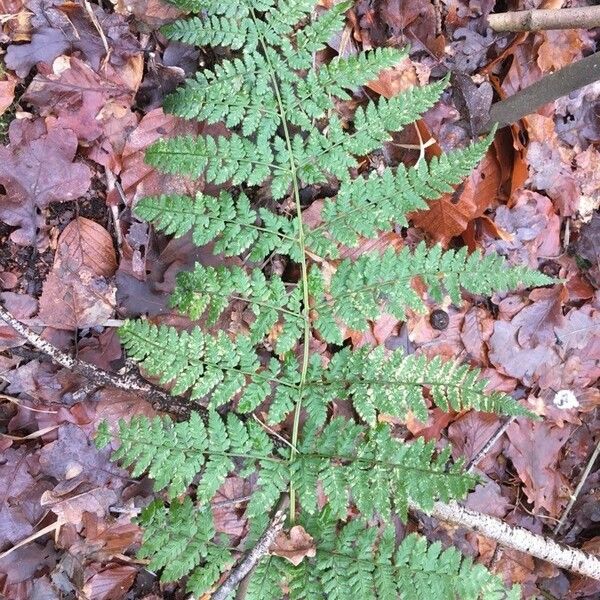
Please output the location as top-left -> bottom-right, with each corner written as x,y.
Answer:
171,264 -> 305,353
293,418 -> 476,519
162,16 -> 255,50
306,133 -> 494,257
249,518 -> 520,600
111,410 -> 278,499
312,346 -> 533,425
135,191 -> 301,262
119,320 -> 277,408
313,242 -> 555,334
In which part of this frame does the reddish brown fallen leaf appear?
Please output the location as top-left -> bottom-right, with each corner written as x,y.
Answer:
58,217 -> 118,278
411,147 -> 501,245
488,320 -> 561,388
460,306 -> 494,366
537,29 -> 583,73
82,512 -> 142,556
512,285 -> 567,348
38,217 -> 117,330
576,212 -> 600,288
270,525 -> 316,566
82,564 -> 137,600
212,476 -> 252,539
23,57 -> 135,144
505,420 -> 572,515
5,0 -> 140,77
0,120 -> 92,248
107,108 -> 202,206
0,292 -> 38,351
366,57 -> 419,98
113,0 -> 184,28
486,190 -> 561,268
0,79 -> 15,115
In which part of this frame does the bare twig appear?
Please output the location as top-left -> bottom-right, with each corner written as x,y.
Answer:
478,50 -> 600,134
211,510 -> 287,600
421,500 -> 600,580
554,436 -> 600,535
488,7 -> 600,32
465,416 -> 515,472
0,304 -> 193,416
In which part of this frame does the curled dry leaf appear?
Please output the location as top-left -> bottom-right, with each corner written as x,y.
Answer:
270,525 -> 316,566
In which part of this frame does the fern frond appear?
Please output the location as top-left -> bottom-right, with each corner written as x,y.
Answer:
311,346 -> 533,425
260,518 -> 521,600
306,133 -> 494,257
162,16 -> 255,50
145,133 -> 283,185
110,410 -> 279,499
293,418 -> 476,519
171,264 -> 305,353
118,320 -> 283,410
286,1 -> 352,68
318,47 -> 409,95
313,242 -> 554,336
135,191 -> 302,261
136,498 -> 232,585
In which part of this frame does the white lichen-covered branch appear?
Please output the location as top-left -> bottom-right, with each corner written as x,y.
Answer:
422,500 -> 600,580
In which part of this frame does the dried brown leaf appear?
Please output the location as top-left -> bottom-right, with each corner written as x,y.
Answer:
270,525 -> 316,566
0,120 -> 92,248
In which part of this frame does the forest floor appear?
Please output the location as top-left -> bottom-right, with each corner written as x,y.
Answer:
0,0 -> 599,598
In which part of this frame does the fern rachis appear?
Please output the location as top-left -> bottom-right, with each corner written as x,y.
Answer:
97,1 -> 556,598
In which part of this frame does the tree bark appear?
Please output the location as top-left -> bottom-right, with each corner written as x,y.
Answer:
488,7 -> 600,32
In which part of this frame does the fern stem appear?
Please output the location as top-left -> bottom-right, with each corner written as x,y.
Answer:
249,8 -> 311,523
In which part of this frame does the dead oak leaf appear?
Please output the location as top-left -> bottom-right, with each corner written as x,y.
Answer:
270,525 -> 316,566
23,57 -> 134,144
505,420 -> 572,515
0,120 -> 91,248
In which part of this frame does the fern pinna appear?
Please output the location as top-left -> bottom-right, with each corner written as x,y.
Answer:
98,1 -> 553,597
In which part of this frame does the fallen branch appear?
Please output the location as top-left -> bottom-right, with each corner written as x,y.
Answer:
212,510 -> 286,600
423,500 -> 600,580
488,7 -> 600,32
554,436 -> 600,535
478,50 -> 600,133
0,304 -> 192,416
465,416 -> 515,472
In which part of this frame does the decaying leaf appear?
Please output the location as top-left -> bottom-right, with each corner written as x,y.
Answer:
270,525 -> 316,566
0,120 -> 92,248
38,217 -> 117,330
411,147 -> 501,244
